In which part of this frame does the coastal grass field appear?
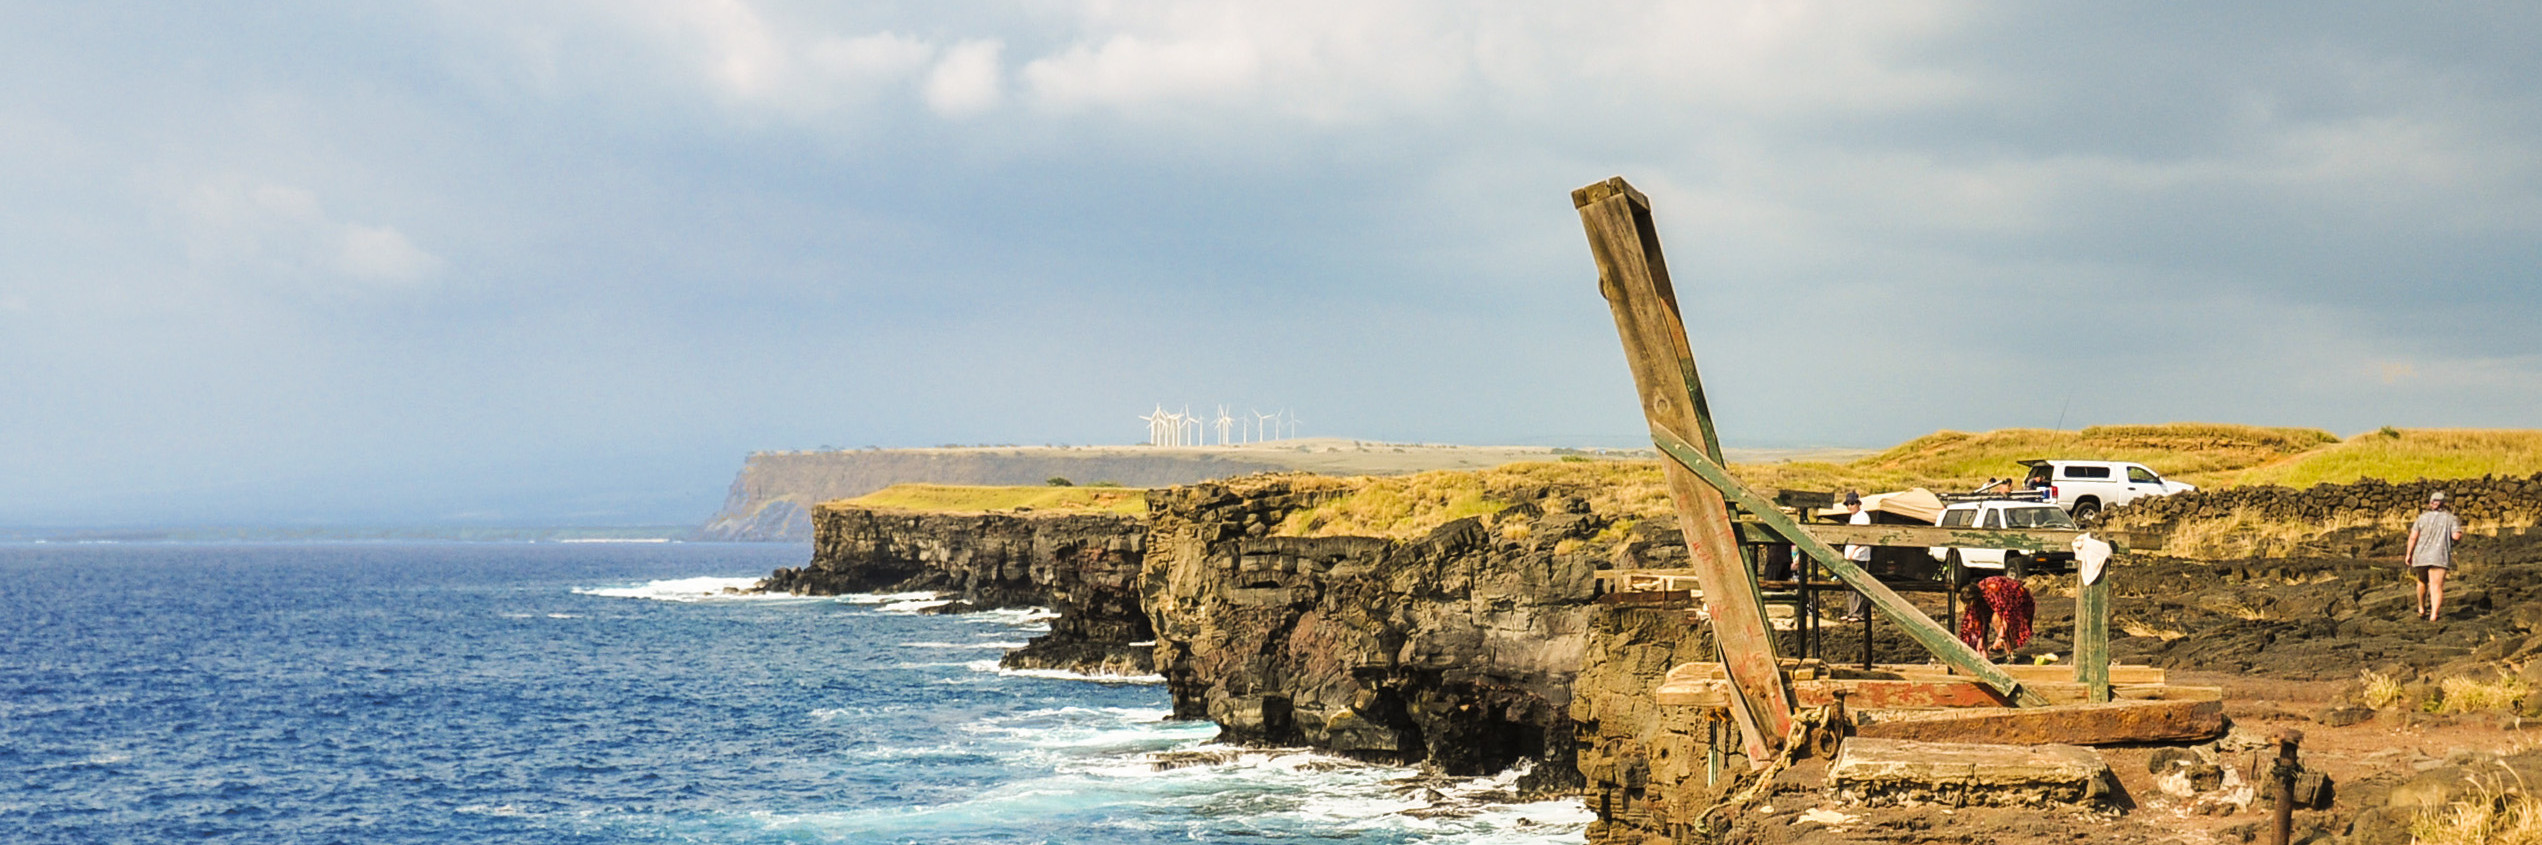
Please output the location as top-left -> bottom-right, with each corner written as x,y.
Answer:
831,424 -> 2542,541
845,483 -> 1152,516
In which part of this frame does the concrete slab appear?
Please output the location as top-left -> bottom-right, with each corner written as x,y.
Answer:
1830,737 -> 2114,807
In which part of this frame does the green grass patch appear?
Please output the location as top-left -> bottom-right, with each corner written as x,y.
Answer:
2233,428 -> 2542,487
843,484 -> 1150,516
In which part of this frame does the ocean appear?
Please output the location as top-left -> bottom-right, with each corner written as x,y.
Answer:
0,542 -> 1589,843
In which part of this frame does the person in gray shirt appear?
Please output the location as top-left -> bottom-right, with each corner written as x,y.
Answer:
2407,491 -> 2466,622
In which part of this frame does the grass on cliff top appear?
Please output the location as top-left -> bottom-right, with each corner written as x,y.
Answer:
1275,423 -> 2351,541
1275,461 -> 1671,540
1731,423 -> 2343,495
2232,428 -> 2542,488
842,484 -> 1150,516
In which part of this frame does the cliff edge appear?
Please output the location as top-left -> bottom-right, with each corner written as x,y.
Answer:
1142,474 -> 1607,791
760,504 -> 1156,677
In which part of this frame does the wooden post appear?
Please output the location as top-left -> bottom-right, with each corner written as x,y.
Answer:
1648,424 -> 2049,707
2075,563 -> 2112,703
1575,176 -> 1793,764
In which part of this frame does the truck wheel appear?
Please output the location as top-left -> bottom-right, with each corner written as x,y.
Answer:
2006,554 -> 2031,579
2072,498 -> 2101,523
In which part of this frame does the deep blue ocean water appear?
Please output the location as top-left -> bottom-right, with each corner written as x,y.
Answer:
0,542 -> 1587,843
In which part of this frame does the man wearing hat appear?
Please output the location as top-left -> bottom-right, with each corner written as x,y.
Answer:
2407,491 -> 2465,622
1840,491 -> 1872,622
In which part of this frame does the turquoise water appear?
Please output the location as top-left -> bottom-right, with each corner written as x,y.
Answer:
0,542 -> 1587,843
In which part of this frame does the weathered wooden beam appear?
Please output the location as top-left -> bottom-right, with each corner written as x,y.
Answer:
1851,698 -> 2227,746
1575,176 -> 1792,765
1670,661 -> 2168,687
2075,571 -> 2112,703
1649,423 -> 2051,708
1661,672 -> 2198,710
1732,522 -> 2150,553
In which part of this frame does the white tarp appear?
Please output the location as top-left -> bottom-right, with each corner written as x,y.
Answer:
1814,487 -> 1946,524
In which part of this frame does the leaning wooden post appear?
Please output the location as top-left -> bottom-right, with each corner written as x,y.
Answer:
2072,536 -> 2115,703
1574,176 -> 1794,766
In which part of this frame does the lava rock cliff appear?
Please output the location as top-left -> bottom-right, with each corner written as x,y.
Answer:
1141,475 -> 1607,792
759,505 -> 1155,676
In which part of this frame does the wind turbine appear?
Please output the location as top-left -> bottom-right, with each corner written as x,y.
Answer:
1139,406 -> 1169,446
1254,409 -> 1278,443
1181,406 -> 1202,448
1215,405 -> 1234,447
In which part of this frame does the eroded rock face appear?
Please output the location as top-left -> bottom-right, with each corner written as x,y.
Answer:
1141,475 -> 1603,791
1571,604 -> 1726,843
759,505 -> 1154,676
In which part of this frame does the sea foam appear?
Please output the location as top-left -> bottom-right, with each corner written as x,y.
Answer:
572,575 -> 772,602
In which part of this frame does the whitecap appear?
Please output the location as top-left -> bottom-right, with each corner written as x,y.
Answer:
902,641 -> 1027,650
839,591 -> 943,604
572,576 -> 773,602
991,666 -> 1167,685
876,598 -> 955,613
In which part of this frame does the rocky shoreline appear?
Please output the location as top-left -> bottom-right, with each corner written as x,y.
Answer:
759,470 -> 2542,842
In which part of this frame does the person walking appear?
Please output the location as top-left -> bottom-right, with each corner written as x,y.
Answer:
2407,491 -> 2465,622
1957,575 -> 2035,662
1840,491 -> 1872,622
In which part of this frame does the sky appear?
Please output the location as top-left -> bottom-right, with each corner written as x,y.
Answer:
4,2 -> 2537,527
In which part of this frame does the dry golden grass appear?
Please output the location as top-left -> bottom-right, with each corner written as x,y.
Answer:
842,484 -> 1150,516
2435,671 -> 2535,715
1276,461 -> 1671,540
2239,428 -> 2542,488
2360,669 -> 2407,709
2118,617 -> 2189,641
1726,422 -> 2339,495
2154,509 -> 2387,560
2412,776 -> 2542,845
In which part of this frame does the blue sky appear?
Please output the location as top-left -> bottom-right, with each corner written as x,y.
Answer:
5,2 -> 2537,527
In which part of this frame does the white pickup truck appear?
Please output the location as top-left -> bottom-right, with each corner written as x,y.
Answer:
2016,459 -> 2196,522
1928,498 -> 2079,579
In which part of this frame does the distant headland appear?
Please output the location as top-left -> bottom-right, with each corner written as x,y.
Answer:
698,439 -> 1667,541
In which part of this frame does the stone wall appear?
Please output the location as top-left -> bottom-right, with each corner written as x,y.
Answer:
2101,473 -> 2542,559
1141,474 -> 1605,790
758,505 -> 1155,676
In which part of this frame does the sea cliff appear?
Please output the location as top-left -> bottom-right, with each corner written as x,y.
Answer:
760,470 -> 1633,792
1138,473 -> 1615,790
760,504 -> 1155,677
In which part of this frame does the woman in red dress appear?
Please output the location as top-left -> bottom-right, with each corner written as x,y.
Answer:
1958,575 -> 2035,662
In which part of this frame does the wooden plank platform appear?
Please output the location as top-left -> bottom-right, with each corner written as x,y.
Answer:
1851,698 -> 2227,746
1656,662 -> 2207,712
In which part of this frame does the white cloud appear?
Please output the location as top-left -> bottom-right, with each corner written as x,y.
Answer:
1022,34 -> 1261,111
925,40 -> 1005,118
339,224 -> 444,281
806,32 -> 936,82
177,177 -> 443,292
637,0 -> 788,98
